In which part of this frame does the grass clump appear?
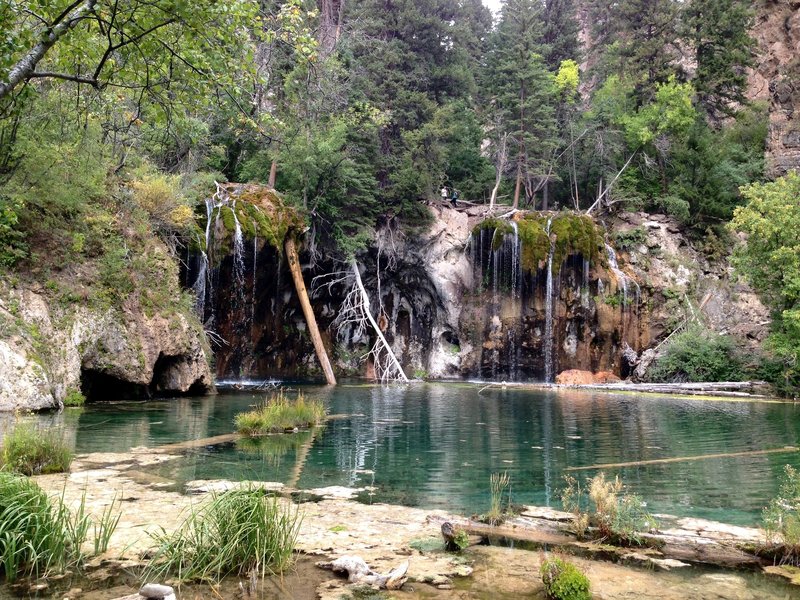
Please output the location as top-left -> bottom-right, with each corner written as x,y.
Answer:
0,472 -> 119,582
540,556 -> 591,600
145,487 -> 301,582
561,472 -> 656,546
1,423 -> 72,475
484,471 -> 511,525
235,390 -> 326,435
648,325 -> 746,383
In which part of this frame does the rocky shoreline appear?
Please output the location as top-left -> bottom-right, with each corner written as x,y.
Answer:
20,449 -> 797,599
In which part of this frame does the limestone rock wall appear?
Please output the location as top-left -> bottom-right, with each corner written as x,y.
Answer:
749,0 -> 800,176
0,284 -> 214,411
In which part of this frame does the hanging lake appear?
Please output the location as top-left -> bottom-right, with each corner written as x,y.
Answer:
13,383 -> 800,527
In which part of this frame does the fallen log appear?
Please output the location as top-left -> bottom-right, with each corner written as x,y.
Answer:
428,509 -> 767,570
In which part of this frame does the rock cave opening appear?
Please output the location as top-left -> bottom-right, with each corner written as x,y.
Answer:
80,369 -> 150,402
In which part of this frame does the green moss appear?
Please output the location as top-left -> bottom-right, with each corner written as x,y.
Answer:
517,212 -> 605,273
473,218 -> 514,250
220,205 -> 237,233
63,388 -> 85,407
517,214 -> 552,271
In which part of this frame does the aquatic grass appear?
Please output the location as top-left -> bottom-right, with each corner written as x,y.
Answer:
0,473 -> 98,582
145,487 -> 301,583
485,471 -> 511,525
235,390 -> 326,435
561,473 -> 656,546
0,423 -> 72,475
236,429 -> 315,467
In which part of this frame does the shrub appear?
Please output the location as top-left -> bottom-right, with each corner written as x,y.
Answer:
63,388 -> 86,407
648,325 -> 746,383
1,423 -> 72,475
145,487 -> 301,582
763,465 -> 800,547
540,556 -> 591,600
0,473 -> 118,582
561,472 -> 656,545
235,390 -> 326,435
613,226 -> 647,251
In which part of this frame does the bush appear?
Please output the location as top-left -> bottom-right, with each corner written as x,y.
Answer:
613,226 -> 647,251
63,388 -> 86,407
540,556 -> 591,600
561,472 -> 656,545
235,390 -> 326,435
0,472 -> 118,582
1,424 -> 72,475
145,487 -> 300,582
763,465 -> 800,547
648,325 -> 746,383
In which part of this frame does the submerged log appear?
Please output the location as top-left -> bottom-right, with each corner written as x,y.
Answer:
285,237 -> 336,385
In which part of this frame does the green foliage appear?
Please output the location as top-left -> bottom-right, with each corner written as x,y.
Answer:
731,172 -> 800,394
452,528 -> 470,551
682,0 -> 755,119
235,390 -> 326,435
555,60 -> 580,100
540,556 -> 591,600
63,388 -> 86,407
763,465 -> 800,547
0,472 -> 118,582
613,227 -> 647,251
648,325 -> 746,383
145,487 -> 300,582
561,473 -> 656,545
1,423 -> 72,475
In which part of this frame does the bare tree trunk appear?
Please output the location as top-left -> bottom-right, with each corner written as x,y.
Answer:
285,237 -> 337,385
0,0 -> 98,100
512,165 -> 522,210
350,259 -> 409,383
542,181 -> 549,211
268,160 -> 278,187
489,133 -> 508,210
319,0 -> 345,56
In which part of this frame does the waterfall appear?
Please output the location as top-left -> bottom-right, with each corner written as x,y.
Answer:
604,242 -> 640,307
581,257 -> 590,309
231,201 -> 246,287
193,196 -> 216,320
544,218 -> 555,383
510,221 -> 520,299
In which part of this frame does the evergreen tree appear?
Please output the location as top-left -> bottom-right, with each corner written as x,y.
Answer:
542,0 -> 581,70
594,0 -> 681,104
485,0 -> 558,209
682,0 -> 755,120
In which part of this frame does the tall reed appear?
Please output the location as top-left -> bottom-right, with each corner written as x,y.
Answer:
0,473 -> 121,582
145,487 -> 301,583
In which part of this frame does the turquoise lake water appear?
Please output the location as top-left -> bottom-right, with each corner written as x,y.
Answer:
12,383 -> 800,526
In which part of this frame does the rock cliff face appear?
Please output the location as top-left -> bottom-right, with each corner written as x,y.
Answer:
749,0 -> 800,175
199,198 -> 766,384
0,284 -> 214,412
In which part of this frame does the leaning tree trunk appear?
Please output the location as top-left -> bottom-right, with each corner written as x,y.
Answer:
285,237 -> 337,385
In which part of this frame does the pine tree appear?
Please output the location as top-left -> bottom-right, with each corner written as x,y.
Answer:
542,0 -> 581,70
486,0 -> 558,209
682,0 -> 755,120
